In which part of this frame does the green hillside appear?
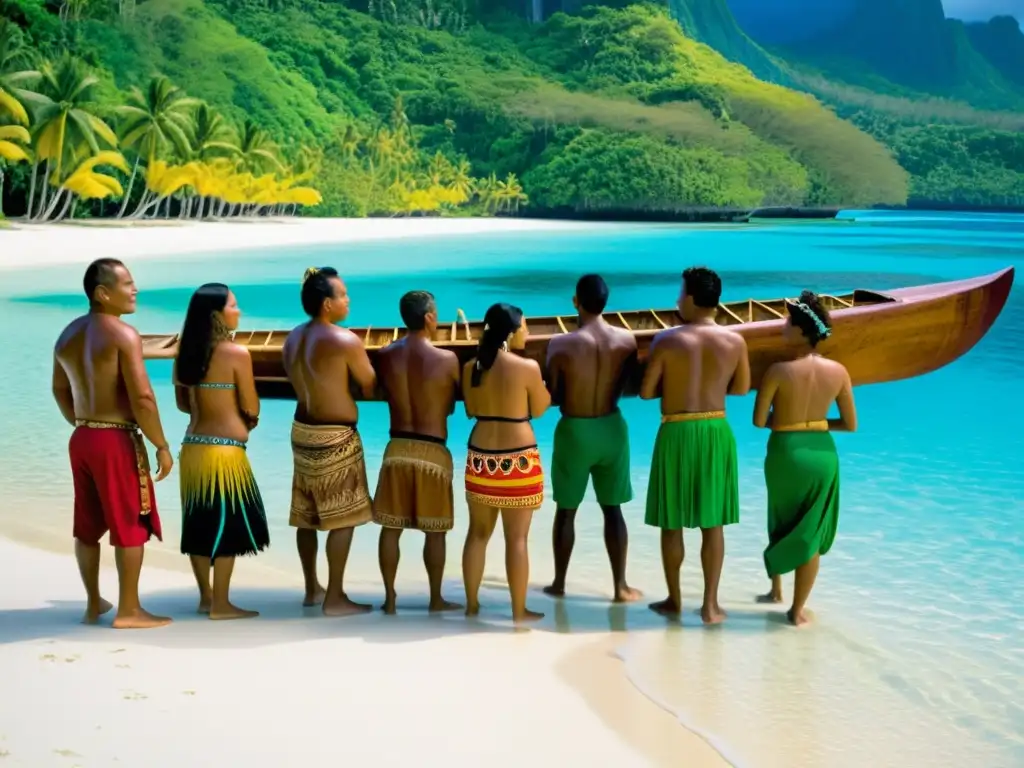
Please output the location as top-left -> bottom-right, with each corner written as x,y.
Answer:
0,0 -> 1021,219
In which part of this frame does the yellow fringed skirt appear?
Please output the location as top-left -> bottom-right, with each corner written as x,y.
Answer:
179,435 -> 269,559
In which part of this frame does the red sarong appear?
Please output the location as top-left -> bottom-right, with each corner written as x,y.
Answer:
464,446 -> 545,510
70,421 -> 162,547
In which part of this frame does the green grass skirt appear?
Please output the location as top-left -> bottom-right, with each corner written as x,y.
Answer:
763,431 -> 840,577
644,418 -> 739,530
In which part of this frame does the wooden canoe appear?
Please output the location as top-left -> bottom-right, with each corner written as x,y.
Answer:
141,267 -> 1015,400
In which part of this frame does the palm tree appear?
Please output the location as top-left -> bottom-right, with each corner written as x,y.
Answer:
115,75 -> 198,217
20,54 -> 117,220
477,172 -> 501,214
338,123 -> 363,165
501,172 -> 528,214
188,103 -> 238,162
182,104 -> 239,218
40,148 -> 129,221
448,157 -> 473,201
236,119 -> 281,175
0,20 -> 38,129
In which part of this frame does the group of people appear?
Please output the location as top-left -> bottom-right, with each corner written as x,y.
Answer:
52,259 -> 856,630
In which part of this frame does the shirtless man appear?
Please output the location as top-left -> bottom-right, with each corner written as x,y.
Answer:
373,291 -> 461,614
640,266 -> 750,624
52,258 -> 173,629
542,274 -> 641,602
283,267 -> 376,617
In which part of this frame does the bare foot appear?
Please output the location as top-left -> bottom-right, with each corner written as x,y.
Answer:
381,592 -> 397,616
613,585 -> 643,603
302,585 -> 326,607
465,601 -> 480,617
700,604 -> 727,625
787,607 -> 812,627
648,598 -> 681,617
112,609 -> 172,630
542,583 -> 565,598
197,595 -> 212,615
513,608 -> 545,624
428,598 -> 463,613
209,603 -> 259,621
756,590 -> 784,604
82,598 -> 114,625
322,596 -> 372,617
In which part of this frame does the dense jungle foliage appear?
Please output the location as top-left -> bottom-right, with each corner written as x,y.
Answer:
1,0 -> 1021,219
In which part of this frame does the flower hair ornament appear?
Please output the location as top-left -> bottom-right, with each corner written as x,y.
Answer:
302,266 -> 320,283
790,300 -> 832,340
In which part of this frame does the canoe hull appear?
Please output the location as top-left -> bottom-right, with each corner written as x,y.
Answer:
144,268 -> 1015,400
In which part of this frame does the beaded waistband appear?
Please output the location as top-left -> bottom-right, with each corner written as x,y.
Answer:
183,434 -> 247,449
74,419 -> 138,431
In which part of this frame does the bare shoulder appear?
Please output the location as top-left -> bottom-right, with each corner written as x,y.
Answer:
108,316 -> 140,349
283,324 -> 305,350
329,325 -> 364,350
432,344 -> 459,366
611,324 -> 638,348
762,360 -> 789,381
548,333 -> 569,354
513,354 -> 543,376
717,325 -> 747,346
651,326 -> 681,350
462,358 -> 476,378
223,341 -> 253,363
819,357 -> 850,379
55,315 -> 88,349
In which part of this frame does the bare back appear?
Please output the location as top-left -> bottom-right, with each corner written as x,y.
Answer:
755,355 -> 856,431
462,352 -> 550,450
547,320 -> 637,417
283,321 -> 372,425
180,342 -> 258,443
54,314 -> 136,423
377,337 -> 459,441
641,324 -> 750,413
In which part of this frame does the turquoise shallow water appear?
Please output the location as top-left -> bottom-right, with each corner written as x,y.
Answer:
0,211 -> 1021,766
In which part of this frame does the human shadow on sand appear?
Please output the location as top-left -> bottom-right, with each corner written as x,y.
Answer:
0,577 -> 795,648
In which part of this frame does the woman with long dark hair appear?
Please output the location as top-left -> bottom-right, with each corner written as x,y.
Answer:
174,283 -> 269,620
462,302 -> 551,624
752,291 -> 857,626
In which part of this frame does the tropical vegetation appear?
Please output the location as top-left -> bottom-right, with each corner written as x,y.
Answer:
0,0 -> 1021,220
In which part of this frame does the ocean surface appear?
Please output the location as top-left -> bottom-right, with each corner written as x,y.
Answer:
0,211 -> 1021,767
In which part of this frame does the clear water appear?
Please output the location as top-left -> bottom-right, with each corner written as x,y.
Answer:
0,211 -> 1021,767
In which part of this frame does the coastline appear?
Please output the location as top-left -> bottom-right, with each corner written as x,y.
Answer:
0,215 -> 731,766
0,217 -> 612,271
0,534 -> 727,767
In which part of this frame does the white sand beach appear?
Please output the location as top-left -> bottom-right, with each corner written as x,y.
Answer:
0,536 -> 726,768
0,216 -> 607,270
0,216 -> 728,768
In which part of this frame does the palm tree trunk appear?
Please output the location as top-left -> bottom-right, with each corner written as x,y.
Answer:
39,187 -> 67,222
25,164 -> 38,221
33,160 -> 52,220
117,156 -> 141,218
57,191 -> 74,221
